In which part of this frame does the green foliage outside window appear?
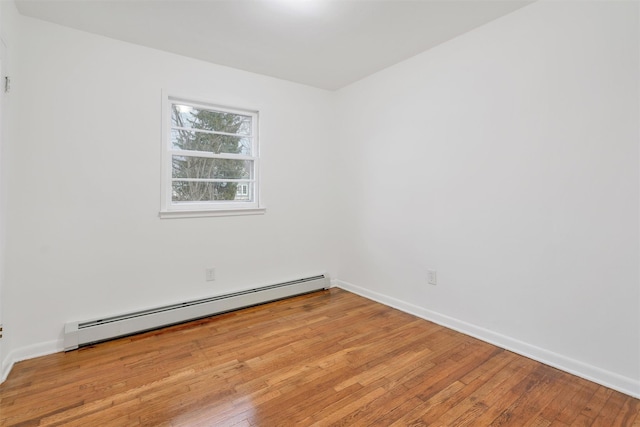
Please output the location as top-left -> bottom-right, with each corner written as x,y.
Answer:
171,105 -> 252,202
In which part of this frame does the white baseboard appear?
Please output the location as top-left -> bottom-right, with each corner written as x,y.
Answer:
1,339 -> 63,383
333,279 -> 640,399
0,357 -> 11,384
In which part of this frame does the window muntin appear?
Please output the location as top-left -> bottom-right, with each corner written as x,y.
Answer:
161,95 -> 261,217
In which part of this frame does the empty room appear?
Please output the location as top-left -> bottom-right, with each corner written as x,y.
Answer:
0,0 -> 639,425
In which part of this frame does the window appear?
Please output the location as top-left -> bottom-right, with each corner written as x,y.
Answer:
160,94 -> 264,218
236,183 -> 249,198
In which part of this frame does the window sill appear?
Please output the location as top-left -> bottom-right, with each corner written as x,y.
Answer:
159,207 -> 266,219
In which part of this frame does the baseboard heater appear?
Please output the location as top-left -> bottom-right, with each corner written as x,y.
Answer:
64,274 -> 328,351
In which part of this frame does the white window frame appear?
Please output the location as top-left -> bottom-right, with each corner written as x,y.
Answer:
160,92 -> 265,218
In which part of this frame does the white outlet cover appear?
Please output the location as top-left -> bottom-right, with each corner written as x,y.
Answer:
427,269 -> 437,285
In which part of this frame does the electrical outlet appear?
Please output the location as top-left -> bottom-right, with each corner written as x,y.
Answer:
205,268 -> 216,282
427,269 -> 437,286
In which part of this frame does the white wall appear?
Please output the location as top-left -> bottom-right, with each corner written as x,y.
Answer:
0,0 -> 18,384
335,1 -> 640,396
2,0 -> 639,399
2,12 -> 337,369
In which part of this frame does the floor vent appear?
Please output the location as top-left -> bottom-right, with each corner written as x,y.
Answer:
64,274 -> 328,351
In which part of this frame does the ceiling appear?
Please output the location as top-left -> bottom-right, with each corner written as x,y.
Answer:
15,0 -> 534,90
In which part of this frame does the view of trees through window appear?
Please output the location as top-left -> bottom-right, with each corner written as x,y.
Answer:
171,103 -> 254,202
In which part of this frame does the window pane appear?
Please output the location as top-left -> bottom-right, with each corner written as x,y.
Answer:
172,104 -> 252,136
172,156 -> 252,180
171,129 -> 252,155
172,181 -> 251,202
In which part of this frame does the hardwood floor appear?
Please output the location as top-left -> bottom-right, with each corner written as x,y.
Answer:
1,288 -> 638,426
